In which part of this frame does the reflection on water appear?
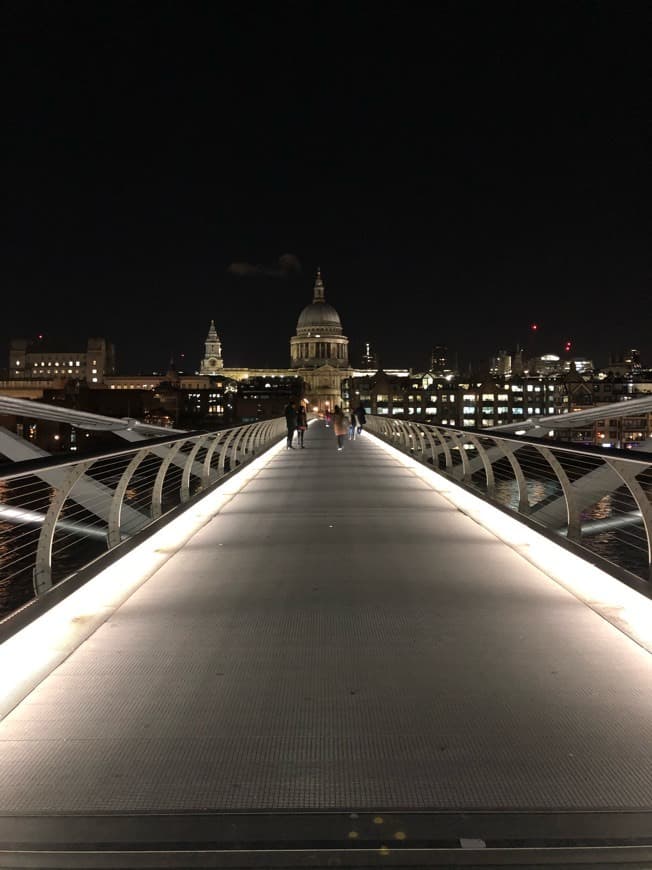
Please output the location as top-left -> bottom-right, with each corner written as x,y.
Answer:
482,479 -> 647,581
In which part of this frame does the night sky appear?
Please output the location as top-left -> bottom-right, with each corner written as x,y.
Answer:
2,2 -> 649,374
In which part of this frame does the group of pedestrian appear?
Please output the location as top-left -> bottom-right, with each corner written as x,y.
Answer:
332,403 -> 366,451
284,399 -> 366,451
284,399 -> 308,448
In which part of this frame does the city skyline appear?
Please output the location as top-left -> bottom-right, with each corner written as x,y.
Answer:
1,3 -> 648,373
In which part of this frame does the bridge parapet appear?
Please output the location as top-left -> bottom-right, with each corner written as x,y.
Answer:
366,416 -> 652,591
0,418 -> 286,631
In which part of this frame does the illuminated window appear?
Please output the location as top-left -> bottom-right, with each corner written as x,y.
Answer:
425,407 -> 437,414
498,394 -> 508,401
481,394 -> 494,401
92,377 -> 98,383
463,407 -> 475,415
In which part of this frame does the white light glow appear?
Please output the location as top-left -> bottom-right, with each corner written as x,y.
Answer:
0,434 -> 288,719
367,431 -> 652,655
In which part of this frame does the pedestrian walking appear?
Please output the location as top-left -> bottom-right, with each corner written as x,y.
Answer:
284,399 -> 297,448
348,410 -> 357,440
354,403 -> 367,435
296,403 -> 308,447
332,405 -> 347,451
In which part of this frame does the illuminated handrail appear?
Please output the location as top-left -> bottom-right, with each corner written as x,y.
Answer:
0,418 -> 287,619
366,416 -> 652,589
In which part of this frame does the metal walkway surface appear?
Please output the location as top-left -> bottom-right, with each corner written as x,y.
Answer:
1,422 -> 652,865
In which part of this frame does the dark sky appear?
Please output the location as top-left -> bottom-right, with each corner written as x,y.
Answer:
1,1 -> 649,374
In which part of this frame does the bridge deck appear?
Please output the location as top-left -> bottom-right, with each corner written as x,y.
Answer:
1,422 -> 651,822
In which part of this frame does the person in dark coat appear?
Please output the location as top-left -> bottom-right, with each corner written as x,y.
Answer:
354,403 -> 367,434
284,399 -> 297,448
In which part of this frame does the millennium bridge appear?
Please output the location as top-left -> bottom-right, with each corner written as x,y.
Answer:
0,397 -> 651,868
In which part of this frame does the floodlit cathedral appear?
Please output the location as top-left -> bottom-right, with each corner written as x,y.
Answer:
199,269 -> 352,413
290,268 -> 352,412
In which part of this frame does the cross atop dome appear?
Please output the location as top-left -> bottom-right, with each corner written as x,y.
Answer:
313,268 -> 325,304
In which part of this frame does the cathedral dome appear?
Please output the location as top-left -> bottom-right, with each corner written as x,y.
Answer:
295,269 -> 343,335
297,301 -> 342,330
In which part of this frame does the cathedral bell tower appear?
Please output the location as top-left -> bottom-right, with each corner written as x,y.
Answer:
199,320 -> 224,374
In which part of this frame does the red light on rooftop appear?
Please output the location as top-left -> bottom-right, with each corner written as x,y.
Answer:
531,323 -> 538,331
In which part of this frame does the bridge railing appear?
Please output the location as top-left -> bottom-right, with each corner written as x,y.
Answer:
0,418 -> 286,625
366,416 -> 652,590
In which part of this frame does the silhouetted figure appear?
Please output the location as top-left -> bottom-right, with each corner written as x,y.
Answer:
296,404 -> 307,447
354,403 -> 367,434
284,399 -> 297,448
